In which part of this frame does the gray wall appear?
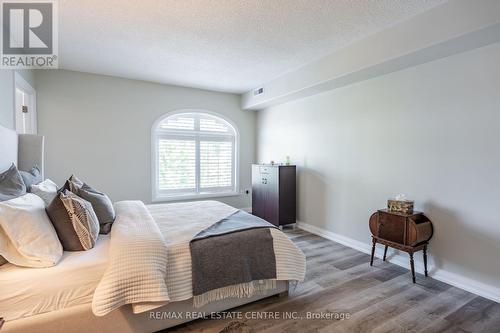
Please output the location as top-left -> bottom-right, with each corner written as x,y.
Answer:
257,43 -> 500,294
35,70 -> 255,208
0,70 -> 14,129
0,70 -> 35,129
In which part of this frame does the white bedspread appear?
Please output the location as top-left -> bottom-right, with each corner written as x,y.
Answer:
92,200 -> 305,316
92,200 -> 239,316
148,201 -> 239,302
92,201 -> 170,316
148,201 -> 306,304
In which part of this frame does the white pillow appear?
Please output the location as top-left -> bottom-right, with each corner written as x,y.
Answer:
30,179 -> 58,206
0,193 -> 63,267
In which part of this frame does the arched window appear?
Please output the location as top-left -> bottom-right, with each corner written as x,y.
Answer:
152,110 -> 239,201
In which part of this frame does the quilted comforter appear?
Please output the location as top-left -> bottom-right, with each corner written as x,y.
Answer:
92,200 -> 305,316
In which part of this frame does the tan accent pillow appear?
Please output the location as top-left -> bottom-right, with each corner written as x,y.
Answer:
46,190 -> 99,251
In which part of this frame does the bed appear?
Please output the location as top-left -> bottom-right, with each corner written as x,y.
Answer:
0,124 -> 306,333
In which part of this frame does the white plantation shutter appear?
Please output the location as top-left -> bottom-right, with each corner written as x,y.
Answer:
158,139 -> 196,190
200,117 -> 231,132
153,112 -> 238,199
160,114 -> 195,130
200,140 -> 233,189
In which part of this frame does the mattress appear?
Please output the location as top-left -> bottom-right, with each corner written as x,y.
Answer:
0,235 -> 110,321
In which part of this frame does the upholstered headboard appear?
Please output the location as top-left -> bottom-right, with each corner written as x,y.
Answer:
0,124 -> 44,177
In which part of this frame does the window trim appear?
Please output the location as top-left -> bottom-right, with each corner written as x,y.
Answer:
151,109 -> 240,202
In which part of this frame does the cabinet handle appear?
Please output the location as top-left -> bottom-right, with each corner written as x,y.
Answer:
262,178 -> 267,185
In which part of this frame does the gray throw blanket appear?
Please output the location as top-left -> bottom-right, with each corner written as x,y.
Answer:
190,210 -> 278,296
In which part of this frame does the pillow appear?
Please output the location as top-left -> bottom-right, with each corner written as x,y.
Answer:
60,179 -> 71,192
0,164 -> 26,201
0,194 -> 63,267
46,190 -> 99,251
69,175 -> 84,189
72,183 -> 115,234
30,179 -> 58,206
19,165 -> 42,190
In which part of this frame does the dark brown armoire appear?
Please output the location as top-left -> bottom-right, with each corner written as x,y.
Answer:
251,164 -> 296,227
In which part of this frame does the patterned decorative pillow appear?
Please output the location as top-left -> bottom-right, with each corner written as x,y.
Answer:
0,164 -> 26,201
71,183 -> 115,234
46,190 -> 99,251
20,165 -> 42,190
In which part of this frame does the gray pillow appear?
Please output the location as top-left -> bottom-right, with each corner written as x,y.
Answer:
72,183 -> 115,234
0,164 -> 26,201
20,165 -> 42,190
46,190 -> 99,251
69,175 -> 84,188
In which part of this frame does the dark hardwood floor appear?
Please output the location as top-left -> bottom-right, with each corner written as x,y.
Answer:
167,229 -> 500,333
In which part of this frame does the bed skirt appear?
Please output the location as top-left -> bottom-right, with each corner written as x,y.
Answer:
3,281 -> 288,333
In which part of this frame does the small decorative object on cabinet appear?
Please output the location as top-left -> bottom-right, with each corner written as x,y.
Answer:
252,164 -> 296,227
369,209 -> 433,283
387,194 -> 414,214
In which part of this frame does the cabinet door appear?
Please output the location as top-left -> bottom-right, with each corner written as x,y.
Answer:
263,168 -> 279,226
279,166 -> 296,225
252,165 -> 265,220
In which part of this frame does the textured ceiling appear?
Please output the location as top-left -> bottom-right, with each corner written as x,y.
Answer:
59,0 -> 446,93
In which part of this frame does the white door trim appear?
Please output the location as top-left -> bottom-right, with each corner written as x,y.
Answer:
14,72 -> 37,134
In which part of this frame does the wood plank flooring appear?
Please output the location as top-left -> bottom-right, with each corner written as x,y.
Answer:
166,229 -> 500,333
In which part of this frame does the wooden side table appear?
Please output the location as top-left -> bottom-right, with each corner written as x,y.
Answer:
369,210 -> 433,283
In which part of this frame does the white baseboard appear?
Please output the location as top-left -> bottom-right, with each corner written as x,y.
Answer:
296,221 -> 500,304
